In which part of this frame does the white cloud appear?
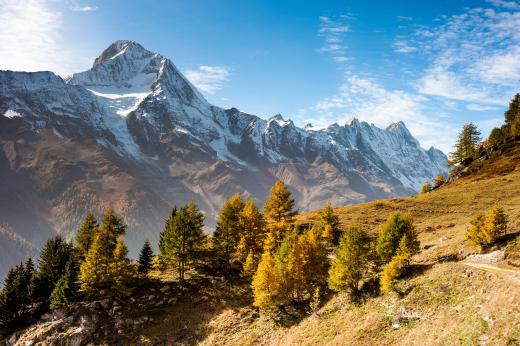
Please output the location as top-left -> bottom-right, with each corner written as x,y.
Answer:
397,16 -> 413,21
393,40 -> 417,53
467,104 -> 500,111
0,0 -> 87,76
412,7 -> 520,105
317,15 -> 351,62
184,66 -> 230,94
70,3 -> 98,12
486,0 -> 520,10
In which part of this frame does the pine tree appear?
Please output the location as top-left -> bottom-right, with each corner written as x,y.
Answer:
75,212 -> 99,260
213,194 -> 245,266
319,200 -> 342,244
159,200 -> 206,283
159,206 -> 177,255
448,123 -> 482,167
328,227 -> 372,296
505,93 -> 520,136
376,213 -> 419,264
32,236 -> 74,304
79,209 -> 127,293
49,258 -> 79,310
419,182 -> 432,195
111,238 -> 134,293
0,260 -> 34,324
235,199 -> 266,276
138,240 -> 154,276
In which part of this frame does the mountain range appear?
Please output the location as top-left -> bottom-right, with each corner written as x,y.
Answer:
0,40 -> 446,278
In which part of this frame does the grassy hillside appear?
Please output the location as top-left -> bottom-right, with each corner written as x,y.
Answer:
104,145 -> 520,345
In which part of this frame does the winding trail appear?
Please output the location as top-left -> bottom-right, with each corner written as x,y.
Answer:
462,262 -> 520,285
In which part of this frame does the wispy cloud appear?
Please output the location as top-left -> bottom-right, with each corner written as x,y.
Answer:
397,16 -> 413,21
486,0 -> 520,10
412,6 -> 520,107
184,66 -> 230,94
393,40 -> 417,53
70,2 -> 98,12
317,15 -> 352,62
299,73 -> 457,152
467,104 -> 500,111
0,0 -> 61,72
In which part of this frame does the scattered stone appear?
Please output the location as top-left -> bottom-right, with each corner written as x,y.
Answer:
391,323 -> 400,330
461,269 -> 473,278
438,283 -> 451,295
160,286 -> 170,293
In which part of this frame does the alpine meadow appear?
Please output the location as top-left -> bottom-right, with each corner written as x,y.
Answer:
1,1 -> 520,345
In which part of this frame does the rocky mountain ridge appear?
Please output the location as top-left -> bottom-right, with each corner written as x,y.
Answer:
0,40 -> 447,278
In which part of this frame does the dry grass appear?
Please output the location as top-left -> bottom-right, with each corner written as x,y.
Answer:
107,146 -> 520,345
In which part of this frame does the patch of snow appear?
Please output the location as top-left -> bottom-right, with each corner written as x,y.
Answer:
52,127 -> 63,139
3,109 -> 21,118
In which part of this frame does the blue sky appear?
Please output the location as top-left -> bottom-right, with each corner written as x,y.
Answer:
1,0 -> 519,152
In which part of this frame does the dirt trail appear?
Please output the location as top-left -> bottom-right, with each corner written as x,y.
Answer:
462,262 -> 520,285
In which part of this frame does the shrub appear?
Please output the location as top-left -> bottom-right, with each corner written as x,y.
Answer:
433,174 -> 446,189
419,182 -> 432,195
380,255 -> 407,294
465,205 -> 507,248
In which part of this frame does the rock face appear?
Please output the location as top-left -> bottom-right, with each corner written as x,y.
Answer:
0,40 -> 447,276
3,283 -> 180,346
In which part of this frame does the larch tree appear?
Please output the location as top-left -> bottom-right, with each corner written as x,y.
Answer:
433,174 -> 446,189
448,123 -> 482,167
505,93 -> 520,136
287,227 -> 329,301
213,194 -> 245,267
319,200 -> 342,244
465,204 -> 507,248
79,209 -> 127,293
263,180 -> 297,245
235,198 -> 266,276
75,212 -> 99,260
419,182 -> 432,195
328,226 -> 372,296
159,200 -> 206,283
111,238 -> 134,293
376,213 -> 419,264
251,234 -> 283,313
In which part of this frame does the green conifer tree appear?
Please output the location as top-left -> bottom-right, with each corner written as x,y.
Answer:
213,194 -> 245,266
448,123 -> 482,167
159,200 -> 206,283
376,213 -> 419,264
75,212 -> 99,260
138,240 -> 154,276
328,227 -> 372,296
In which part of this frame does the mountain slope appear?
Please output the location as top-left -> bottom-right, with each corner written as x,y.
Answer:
8,140 -> 520,346
0,40 -> 446,277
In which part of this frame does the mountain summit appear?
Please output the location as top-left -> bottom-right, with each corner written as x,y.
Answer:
0,41 -> 447,277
